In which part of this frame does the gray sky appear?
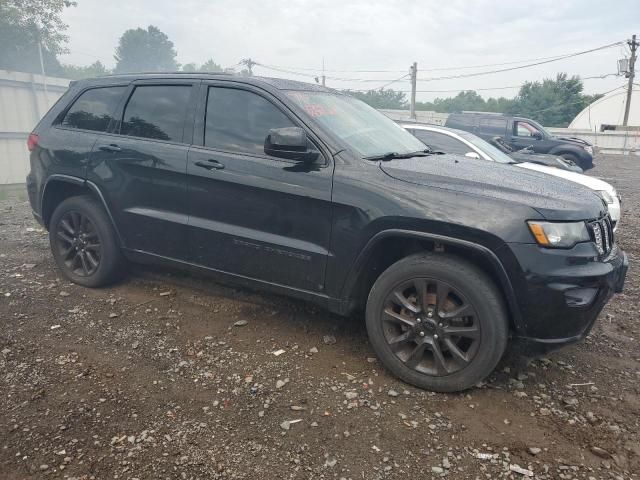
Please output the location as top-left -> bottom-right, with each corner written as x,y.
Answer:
59,0 -> 639,101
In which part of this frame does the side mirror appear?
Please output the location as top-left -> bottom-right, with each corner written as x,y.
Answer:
532,131 -> 543,140
265,127 -> 318,162
465,151 -> 481,159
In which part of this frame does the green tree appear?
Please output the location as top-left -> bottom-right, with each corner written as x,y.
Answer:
343,89 -> 407,109
61,60 -> 110,79
114,25 -> 178,73
416,90 -> 492,113
0,0 -> 75,74
198,58 -> 222,72
510,74 -> 598,127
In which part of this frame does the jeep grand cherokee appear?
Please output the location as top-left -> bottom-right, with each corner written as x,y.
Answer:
26,74 -> 628,392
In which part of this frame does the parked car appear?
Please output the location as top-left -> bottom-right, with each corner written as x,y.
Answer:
489,136 -> 583,173
402,123 -> 621,229
26,74 -> 627,392
445,111 -> 595,170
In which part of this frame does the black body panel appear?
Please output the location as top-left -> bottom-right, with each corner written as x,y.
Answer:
27,73 -> 626,349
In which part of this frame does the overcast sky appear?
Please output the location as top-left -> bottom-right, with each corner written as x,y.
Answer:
59,0 -> 638,101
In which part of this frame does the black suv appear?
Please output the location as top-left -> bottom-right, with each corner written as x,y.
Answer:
26,74 -> 627,392
445,112 -> 595,170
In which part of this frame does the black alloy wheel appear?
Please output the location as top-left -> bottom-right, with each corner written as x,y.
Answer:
55,210 -> 102,277
382,278 -> 480,376
365,253 -> 508,392
49,195 -> 125,287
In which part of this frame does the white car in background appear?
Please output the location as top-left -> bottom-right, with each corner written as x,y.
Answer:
402,123 -> 621,230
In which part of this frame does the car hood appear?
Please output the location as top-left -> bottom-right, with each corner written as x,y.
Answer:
554,135 -> 592,147
509,152 -> 583,173
516,162 -> 615,194
379,154 -> 606,221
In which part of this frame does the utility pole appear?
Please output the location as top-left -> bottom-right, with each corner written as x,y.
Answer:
241,58 -> 256,76
623,34 -> 638,127
321,57 -> 326,87
409,62 -> 417,120
37,39 -> 49,105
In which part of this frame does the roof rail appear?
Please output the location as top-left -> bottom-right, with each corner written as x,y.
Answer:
459,111 -> 506,115
99,71 -> 233,77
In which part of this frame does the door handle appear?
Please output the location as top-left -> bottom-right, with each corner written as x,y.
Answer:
194,159 -> 225,170
98,144 -> 122,152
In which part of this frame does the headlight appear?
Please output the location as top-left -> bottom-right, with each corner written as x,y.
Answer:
527,221 -> 590,248
596,190 -> 614,204
583,145 -> 593,155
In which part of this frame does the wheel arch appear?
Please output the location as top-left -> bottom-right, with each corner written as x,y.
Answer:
340,229 -> 523,333
41,175 -> 124,247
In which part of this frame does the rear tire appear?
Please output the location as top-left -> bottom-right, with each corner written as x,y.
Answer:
365,253 -> 508,392
49,195 -> 126,287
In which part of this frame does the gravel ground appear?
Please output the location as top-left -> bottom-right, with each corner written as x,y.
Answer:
0,154 -> 638,480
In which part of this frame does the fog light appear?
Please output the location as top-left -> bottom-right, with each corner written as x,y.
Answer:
564,287 -> 598,307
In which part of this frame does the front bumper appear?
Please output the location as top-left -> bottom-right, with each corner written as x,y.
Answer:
501,242 -> 628,352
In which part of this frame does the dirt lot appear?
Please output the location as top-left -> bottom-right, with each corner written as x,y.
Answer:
1,154 -> 639,480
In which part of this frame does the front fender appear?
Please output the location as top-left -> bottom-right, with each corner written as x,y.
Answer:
339,229 -> 524,333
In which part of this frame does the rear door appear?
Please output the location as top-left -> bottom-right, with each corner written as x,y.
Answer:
477,116 -> 508,142
186,82 -> 333,292
87,80 -> 198,260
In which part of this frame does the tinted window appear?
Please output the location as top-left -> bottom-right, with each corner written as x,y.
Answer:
445,114 -> 476,131
61,87 -> 125,132
412,130 -> 471,155
205,87 -> 295,154
121,85 -> 191,142
478,117 -> 507,136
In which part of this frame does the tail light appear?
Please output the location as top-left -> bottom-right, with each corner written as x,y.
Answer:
27,133 -> 39,151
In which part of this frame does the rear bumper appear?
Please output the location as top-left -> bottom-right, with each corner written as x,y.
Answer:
503,242 -> 628,352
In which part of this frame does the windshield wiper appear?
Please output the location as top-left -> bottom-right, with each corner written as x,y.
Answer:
364,149 -> 432,161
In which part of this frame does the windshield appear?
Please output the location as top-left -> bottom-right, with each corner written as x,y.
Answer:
286,91 -> 426,158
456,131 -> 517,164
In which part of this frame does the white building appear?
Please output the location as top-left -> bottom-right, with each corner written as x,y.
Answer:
0,70 -> 69,184
569,85 -> 639,132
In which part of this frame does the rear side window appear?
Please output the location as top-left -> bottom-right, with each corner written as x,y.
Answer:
446,114 -> 476,131
61,86 -> 125,132
412,130 -> 470,155
205,87 -> 295,155
121,85 -> 191,142
478,117 -> 507,136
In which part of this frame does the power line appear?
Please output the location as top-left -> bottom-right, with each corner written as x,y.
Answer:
347,75 -> 620,93
254,40 -> 623,76
416,42 -> 623,82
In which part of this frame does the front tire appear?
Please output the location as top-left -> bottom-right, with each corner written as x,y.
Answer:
365,253 -> 508,392
560,152 -> 591,171
49,195 -> 126,287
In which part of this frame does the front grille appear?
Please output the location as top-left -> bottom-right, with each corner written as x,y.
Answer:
589,215 -> 614,257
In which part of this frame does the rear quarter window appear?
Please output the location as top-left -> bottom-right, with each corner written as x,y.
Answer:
445,114 -> 476,132
60,86 -> 126,132
478,117 -> 507,137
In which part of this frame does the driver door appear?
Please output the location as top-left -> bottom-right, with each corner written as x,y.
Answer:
510,120 -> 553,153
186,83 -> 334,292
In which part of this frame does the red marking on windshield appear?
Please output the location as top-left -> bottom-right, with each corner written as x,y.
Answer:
303,104 -> 337,117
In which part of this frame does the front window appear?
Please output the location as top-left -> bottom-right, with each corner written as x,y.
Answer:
457,131 -> 516,164
514,120 -> 550,139
286,91 -> 426,158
